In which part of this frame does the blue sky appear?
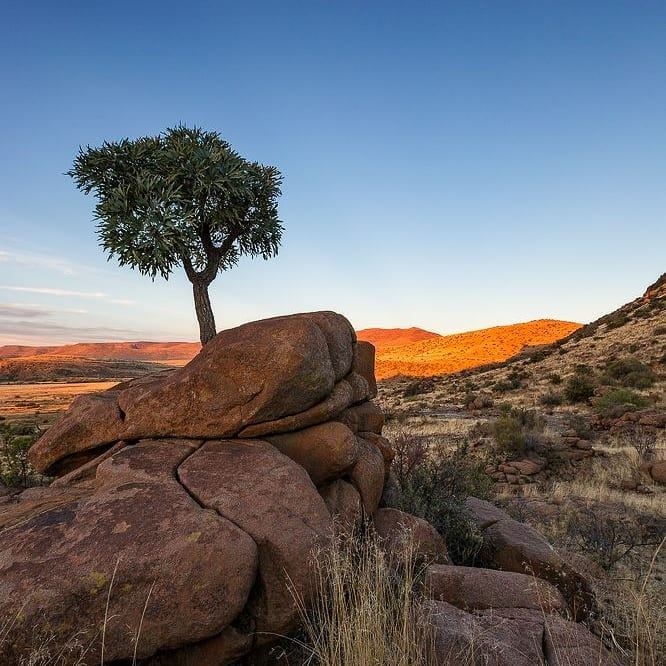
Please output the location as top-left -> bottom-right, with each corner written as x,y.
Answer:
0,1 -> 664,344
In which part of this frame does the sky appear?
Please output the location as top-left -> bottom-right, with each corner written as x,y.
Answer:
0,1 -> 664,345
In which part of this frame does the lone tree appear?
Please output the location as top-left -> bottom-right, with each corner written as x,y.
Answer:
68,125 -> 283,344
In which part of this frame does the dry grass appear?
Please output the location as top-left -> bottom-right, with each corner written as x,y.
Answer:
598,538 -> 666,666
292,527 -> 435,666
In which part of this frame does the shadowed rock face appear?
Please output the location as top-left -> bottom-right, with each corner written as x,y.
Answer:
0,312 -> 388,665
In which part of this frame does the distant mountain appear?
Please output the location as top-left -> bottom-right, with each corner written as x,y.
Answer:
1,319 -> 581,384
356,327 -> 441,350
371,319 -> 581,379
0,341 -> 200,363
0,355 -> 171,383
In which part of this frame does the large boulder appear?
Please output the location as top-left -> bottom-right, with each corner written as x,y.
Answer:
466,497 -> 596,620
1,312 -> 390,665
266,422 -> 360,486
29,312 -> 360,476
0,440 -> 258,664
177,439 -> 332,636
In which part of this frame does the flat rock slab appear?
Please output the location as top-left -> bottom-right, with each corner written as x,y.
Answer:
425,601 -> 620,666
425,601 -> 545,666
425,564 -> 567,614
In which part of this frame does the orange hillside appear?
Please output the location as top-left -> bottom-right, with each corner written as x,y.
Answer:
365,319 -> 581,379
356,327 -> 441,350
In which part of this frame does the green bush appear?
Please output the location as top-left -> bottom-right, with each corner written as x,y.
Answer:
565,373 -> 596,403
606,312 -> 630,330
0,422 -> 40,487
402,379 -> 434,398
601,357 -> 656,389
539,390 -> 563,406
389,439 -> 491,565
492,368 -> 528,393
493,416 -> 525,455
594,389 -> 650,419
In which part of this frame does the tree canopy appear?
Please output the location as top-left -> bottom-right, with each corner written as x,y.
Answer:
68,125 -> 284,343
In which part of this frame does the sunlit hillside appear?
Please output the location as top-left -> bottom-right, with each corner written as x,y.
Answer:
368,319 -> 581,379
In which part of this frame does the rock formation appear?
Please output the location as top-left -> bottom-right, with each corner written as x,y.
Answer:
0,311 -> 619,665
1,312 -> 387,664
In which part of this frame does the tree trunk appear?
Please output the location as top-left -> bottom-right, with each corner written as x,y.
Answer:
192,281 -> 217,345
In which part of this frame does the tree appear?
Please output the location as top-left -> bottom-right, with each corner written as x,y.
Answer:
68,125 -> 283,344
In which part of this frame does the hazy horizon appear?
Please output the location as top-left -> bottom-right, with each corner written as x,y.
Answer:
1,2 -> 665,345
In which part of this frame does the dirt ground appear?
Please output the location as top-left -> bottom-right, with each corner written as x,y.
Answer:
0,381 -> 117,427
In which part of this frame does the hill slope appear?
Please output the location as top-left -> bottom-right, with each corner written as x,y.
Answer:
373,319 -> 581,379
380,273 -> 666,408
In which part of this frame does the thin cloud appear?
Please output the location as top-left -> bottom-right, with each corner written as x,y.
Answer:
0,249 -> 77,275
0,303 -> 88,318
0,304 -> 50,318
0,320 -> 151,344
0,286 -> 135,306
0,249 -> 107,277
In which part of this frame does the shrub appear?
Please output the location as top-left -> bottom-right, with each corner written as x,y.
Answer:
564,505 -> 661,571
564,373 -> 596,403
389,440 -> 490,565
548,372 -> 562,385
616,425 -> 658,462
464,392 -> 493,409
654,326 -> 666,336
601,357 -> 656,389
0,422 -> 40,487
566,414 -> 593,440
493,416 -> 525,455
492,380 -> 513,393
594,389 -> 650,419
539,390 -> 563,406
492,368 -> 528,393
403,379 -> 434,398
606,312 -> 630,330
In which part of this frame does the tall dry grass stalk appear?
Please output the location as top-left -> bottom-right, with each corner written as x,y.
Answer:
293,527 -> 435,666
605,536 -> 666,666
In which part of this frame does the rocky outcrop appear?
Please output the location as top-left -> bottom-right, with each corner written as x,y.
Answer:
0,312 -> 387,665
